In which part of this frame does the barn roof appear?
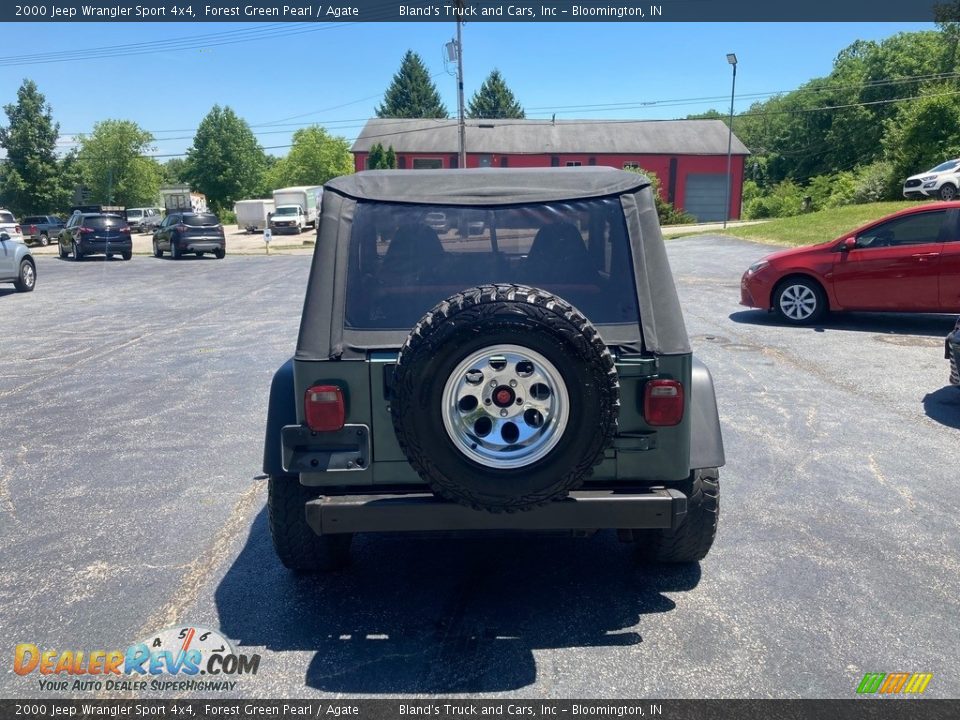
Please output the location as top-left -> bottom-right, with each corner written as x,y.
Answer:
351,118 -> 750,156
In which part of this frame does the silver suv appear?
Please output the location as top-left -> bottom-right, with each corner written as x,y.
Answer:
0,230 -> 36,293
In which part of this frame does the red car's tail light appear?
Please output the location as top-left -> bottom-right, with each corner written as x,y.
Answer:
304,385 -> 345,432
643,379 -> 684,426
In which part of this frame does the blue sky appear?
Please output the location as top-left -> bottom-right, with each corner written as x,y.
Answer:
0,21 -> 935,160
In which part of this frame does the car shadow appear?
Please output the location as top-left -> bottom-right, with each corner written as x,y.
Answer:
215,509 -> 700,694
0,287 -> 16,298
729,310 -> 957,338
923,386 -> 960,429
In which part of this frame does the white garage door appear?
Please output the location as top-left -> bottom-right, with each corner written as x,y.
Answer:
683,174 -> 729,222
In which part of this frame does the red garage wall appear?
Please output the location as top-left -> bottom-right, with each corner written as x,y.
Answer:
352,152 -> 746,220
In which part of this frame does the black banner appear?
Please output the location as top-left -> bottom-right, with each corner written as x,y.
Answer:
1,700 -> 959,720
0,0 -> 953,23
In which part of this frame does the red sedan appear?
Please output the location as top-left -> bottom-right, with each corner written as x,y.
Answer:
740,202 -> 960,324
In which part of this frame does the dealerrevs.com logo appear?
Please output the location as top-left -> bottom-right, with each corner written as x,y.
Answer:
14,626 -> 260,692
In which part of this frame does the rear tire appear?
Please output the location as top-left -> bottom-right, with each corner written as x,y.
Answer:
73,244 -> 82,261
214,248 -> 225,259
939,183 -> 958,201
171,241 -> 181,260
121,251 -> 132,261
268,475 -> 352,573
153,240 -> 163,258
635,468 -> 719,563
58,242 -> 68,259
39,233 -> 49,247
13,259 -> 36,292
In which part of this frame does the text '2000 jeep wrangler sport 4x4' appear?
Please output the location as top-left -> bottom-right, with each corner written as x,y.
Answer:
263,168 -> 725,571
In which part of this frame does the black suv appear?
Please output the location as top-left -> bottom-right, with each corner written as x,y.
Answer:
153,212 -> 226,259
58,212 -> 132,261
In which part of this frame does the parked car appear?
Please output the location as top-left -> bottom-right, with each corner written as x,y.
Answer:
947,316 -> 960,387
126,208 -> 163,234
21,215 -> 65,246
0,231 -> 36,292
57,211 -> 132,261
261,167 -> 725,572
0,209 -> 24,244
152,211 -> 225,259
741,202 -> 960,324
903,159 -> 960,200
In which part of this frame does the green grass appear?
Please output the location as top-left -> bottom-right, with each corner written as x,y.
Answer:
719,201 -> 916,247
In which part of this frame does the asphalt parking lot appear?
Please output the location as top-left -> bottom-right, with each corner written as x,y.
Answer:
1,236 -> 958,699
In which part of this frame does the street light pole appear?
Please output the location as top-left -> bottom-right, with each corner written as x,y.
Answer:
723,52 -> 738,230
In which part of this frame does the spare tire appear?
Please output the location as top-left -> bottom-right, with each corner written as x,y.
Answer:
391,284 -> 620,512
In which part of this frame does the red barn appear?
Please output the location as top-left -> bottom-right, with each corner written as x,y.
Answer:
351,118 -> 750,221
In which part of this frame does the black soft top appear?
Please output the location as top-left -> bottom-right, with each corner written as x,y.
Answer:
299,167 -> 690,358
325,167 -> 650,206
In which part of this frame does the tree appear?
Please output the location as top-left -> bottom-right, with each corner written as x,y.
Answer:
264,126 -> 353,188
0,80 -> 71,214
376,50 -> 448,118
161,157 -> 188,184
467,70 -> 525,119
883,91 -> 960,183
184,105 -> 267,213
367,143 -> 385,170
76,120 -> 162,207
384,146 -> 397,169
366,143 -> 398,170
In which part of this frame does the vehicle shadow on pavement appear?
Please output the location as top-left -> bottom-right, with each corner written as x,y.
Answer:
922,386 -> 960,429
215,509 -> 700,694
729,309 -> 956,337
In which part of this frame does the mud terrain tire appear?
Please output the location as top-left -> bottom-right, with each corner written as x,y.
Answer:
391,284 -> 620,513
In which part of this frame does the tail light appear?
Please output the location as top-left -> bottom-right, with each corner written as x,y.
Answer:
119,226 -> 131,234
304,385 -> 345,432
79,227 -> 94,233
643,379 -> 684,426
29,225 -> 36,235
176,224 -> 188,232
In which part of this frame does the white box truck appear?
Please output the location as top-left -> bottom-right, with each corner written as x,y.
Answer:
160,185 -> 207,214
234,199 -> 275,233
271,186 -> 323,232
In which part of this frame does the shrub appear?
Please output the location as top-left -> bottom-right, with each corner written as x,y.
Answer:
624,167 -> 694,225
851,161 -> 897,204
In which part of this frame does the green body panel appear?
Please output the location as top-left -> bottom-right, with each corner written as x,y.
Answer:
293,350 -> 692,488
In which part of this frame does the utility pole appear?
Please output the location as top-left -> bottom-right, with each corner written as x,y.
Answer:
455,0 -> 466,168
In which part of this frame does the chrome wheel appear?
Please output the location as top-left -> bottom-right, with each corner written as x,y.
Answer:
441,344 -> 569,469
21,262 -> 35,288
778,283 -> 818,321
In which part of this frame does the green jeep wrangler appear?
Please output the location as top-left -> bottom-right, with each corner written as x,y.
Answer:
262,168 -> 724,571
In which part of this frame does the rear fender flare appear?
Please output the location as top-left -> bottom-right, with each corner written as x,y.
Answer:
689,357 -> 725,470
263,358 -> 297,476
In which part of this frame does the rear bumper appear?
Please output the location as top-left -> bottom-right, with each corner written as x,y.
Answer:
305,488 -> 688,535
77,239 -> 132,255
182,239 -> 224,252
